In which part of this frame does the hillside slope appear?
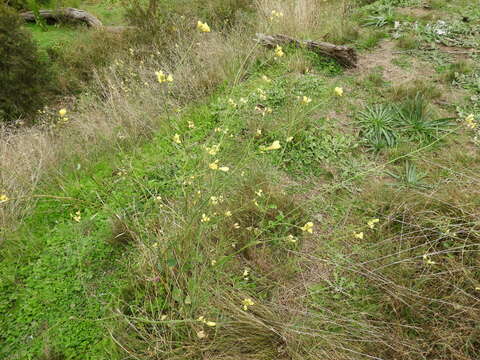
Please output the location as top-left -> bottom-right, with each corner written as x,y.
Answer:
1,0 -> 480,359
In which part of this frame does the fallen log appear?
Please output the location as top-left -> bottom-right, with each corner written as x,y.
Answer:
255,33 -> 358,68
20,8 -> 103,27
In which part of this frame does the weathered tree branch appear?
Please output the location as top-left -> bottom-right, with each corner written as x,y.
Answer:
255,33 -> 358,68
20,8 -> 103,28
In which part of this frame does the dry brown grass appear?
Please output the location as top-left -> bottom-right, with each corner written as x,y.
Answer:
0,0 -> 355,236
0,20 -> 260,236
256,0 -> 353,39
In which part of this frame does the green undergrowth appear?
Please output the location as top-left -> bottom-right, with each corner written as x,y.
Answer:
2,0 -> 480,359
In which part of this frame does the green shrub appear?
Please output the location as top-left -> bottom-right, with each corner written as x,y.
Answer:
4,0 -> 51,11
0,4 -> 53,122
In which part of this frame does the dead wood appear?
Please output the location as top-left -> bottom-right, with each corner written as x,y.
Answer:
20,8 -> 103,28
255,33 -> 358,68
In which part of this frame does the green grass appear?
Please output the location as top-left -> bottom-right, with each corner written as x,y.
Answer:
2,0 -> 480,359
25,0 -> 125,50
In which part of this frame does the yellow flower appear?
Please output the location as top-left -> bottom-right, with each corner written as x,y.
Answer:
301,222 -> 314,233
243,268 -> 250,277
205,144 -> 220,156
0,194 -> 9,203
156,70 -> 166,83
71,210 -> 81,223
211,259 -> 217,266
242,298 -> 255,310
188,121 -> 195,129
210,196 -> 219,205
465,114 -> 477,129
257,88 -> 267,101
422,254 -> 436,265
197,20 -> 211,33
233,223 -> 240,229
59,108 -> 67,117
173,133 -> 181,144
197,316 -> 205,322
255,189 -> 263,197
261,75 -> 272,83
256,129 -> 262,136
287,234 -> 297,243
228,98 -> 237,108
225,210 -> 232,217
270,10 -> 284,20
367,218 -> 380,229
201,214 -> 210,223
301,96 -> 312,104
334,87 -> 344,97
274,45 -> 284,58
197,330 -> 206,339
206,321 -> 216,327
354,232 -> 364,240
209,160 -> 219,170
219,166 -> 229,172
286,136 -> 294,142
260,140 -> 281,151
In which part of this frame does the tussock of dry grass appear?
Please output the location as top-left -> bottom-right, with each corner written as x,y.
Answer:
2,1 -> 480,360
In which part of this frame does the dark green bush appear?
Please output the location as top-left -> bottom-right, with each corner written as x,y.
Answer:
4,0 -> 51,11
0,5 -> 53,122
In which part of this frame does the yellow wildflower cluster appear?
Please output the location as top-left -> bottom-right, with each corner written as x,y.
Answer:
262,75 -> 272,83
367,218 -> 379,229
270,10 -> 284,21
173,134 -> 182,144
205,144 -> 220,156
257,88 -> 267,101
354,232 -> 364,240
210,195 -> 224,205
274,45 -> 285,58
301,222 -> 314,233
209,160 -> 229,172
465,114 -> 477,129
201,213 -> 210,223
422,254 -> 436,265
243,268 -> 250,280
301,96 -> 312,104
287,234 -> 297,243
71,210 -> 81,223
334,87 -> 344,97
242,298 -> 255,310
197,21 -> 211,33
228,98 -> 238,108
57,108 -> 69,124
155,70 -> 173,84
198,316 -> 216,327
0,194 -> 9,203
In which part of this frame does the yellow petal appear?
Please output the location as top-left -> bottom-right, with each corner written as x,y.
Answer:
262,140 -> 281,151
